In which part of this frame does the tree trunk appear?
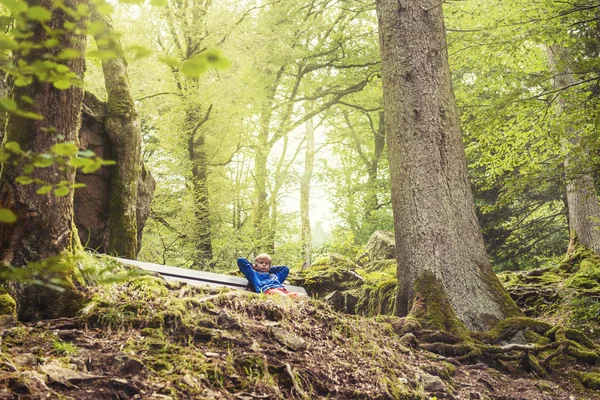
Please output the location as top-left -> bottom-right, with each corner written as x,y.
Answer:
376,0 -> 521,331
300,114 -> 315,268
0,0 -> 88,321
0,0 -> 86,266
364,111 -> 385,222
185,104 -> 213,266
547,44 -> 600,254
92,11 -> 142,259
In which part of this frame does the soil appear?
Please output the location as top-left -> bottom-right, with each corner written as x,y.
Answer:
0,276 -> 598,400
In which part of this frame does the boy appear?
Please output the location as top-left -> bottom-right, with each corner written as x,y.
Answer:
237,254 -> 298,297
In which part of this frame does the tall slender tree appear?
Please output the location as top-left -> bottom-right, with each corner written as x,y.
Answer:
547,44 -> 600,255
376,0 -> 521,330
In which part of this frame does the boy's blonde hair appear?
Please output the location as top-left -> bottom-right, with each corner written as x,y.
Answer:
255,253 -> 272,265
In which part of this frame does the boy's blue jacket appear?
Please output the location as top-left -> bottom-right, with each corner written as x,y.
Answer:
237,257 -> 289,293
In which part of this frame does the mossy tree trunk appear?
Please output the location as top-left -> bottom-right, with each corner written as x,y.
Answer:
185,102 -> 213,266
300,113 -> 315,268
161,3 -> 214,267
376,0 -> 521,331
547,44 -> 600,255
0,0 -> 88,320
0,0 -> 86,266
92,11 -> 142,259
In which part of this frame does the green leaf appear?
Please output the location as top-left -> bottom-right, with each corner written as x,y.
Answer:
78,149 -> 95,158
0,36 -> 19,51
23,164 -> 34,174
76,4 -> 89,16
53,186 -> 69,196
14,110 -> 44,120
0,208 -> 17,223
150,0 -> 167,6
68,157 -> 94,167
100,159 -> 116,165
202,48 -> 230,70
63,21 -> 77,31
1,0 -> 28,13
33,155 -> 54,167
158,55 -> 181,68
181,56 -> 208,78
0,98 -> 16,112
15,175 -> 33,184
26,6 -> 52,21
4,141 -> 21,153
71,182 -> 86,189
87,49 -> 117,60
126,45 -> 151,60
44,38 -> 59,48
20,95 -> 34,105
56,48 -> 80,60
51,142 -> 78,157
0,153 -> 10,162
53,79 -> 71,89
36,185 -> 53,194
14,76 -> 33,87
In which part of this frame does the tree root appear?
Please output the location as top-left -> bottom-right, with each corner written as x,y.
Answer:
413,317 -> 599,377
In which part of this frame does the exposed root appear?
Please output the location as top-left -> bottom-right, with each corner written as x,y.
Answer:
413,317 -> 599,378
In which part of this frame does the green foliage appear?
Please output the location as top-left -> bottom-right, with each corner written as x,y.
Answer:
51,339 -> 78,356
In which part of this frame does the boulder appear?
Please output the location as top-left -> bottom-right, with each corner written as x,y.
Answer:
365,230 -> 396,261
75,92 -> 155,255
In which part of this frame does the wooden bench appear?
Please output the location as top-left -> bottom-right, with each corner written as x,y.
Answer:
114,257 -> 308,295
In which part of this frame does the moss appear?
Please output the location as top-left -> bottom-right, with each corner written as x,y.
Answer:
408,272 -> 469,339
479,263 -> 523,323
472,317 -> 552,344
572,371 -> 600,390
0,293 -> 16,318
381,376 -> 419,399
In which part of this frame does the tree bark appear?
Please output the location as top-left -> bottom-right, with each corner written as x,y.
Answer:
300,113 -> 315,268
547,44 -> 600,254
185,103 -> 213,266
0,0 -> 86,266
92,11 -> 142,259
376,0 -> 521,331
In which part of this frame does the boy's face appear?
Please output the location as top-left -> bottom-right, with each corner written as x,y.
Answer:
253,258 -> 270,272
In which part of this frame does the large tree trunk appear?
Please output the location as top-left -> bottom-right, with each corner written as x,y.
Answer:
376,0 -> 520,331
0,0 -> 86,266
92,11 -> 142,259
0,0 -> 88,321
547,45 -> 600,255
300,115 -> 315,268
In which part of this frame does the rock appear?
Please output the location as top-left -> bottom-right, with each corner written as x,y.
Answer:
113,353 -> 148,378
324,290 -> 361,314
217,311 -> 241,330
55,329 -> 79,341
398,333 -> 419,348
182,374 -> 198,388
270,327 -> 306,351
324,290 -> 344,312
20,371 -> 50,396
420,372 -> 446,392
14,353 -> 37,366
40,361 -> 103,386
365,231 -> 396,261
110,378 -> 142,397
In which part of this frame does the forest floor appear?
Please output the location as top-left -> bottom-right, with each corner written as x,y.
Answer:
0,259 -> 599,399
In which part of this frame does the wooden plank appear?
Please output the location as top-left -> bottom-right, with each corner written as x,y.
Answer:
114,257 -> 308,295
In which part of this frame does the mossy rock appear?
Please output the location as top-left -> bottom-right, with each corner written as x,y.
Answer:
0,293 -> 16,318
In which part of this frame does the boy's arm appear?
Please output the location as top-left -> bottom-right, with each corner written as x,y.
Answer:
269,266 -> 289,283
237,258 -> 259,292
